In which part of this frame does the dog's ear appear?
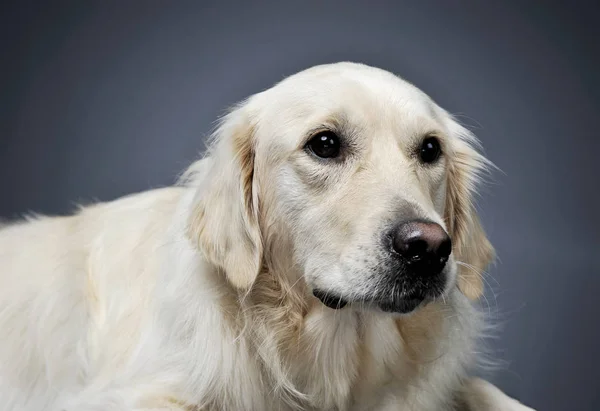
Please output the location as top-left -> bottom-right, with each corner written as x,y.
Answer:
445,121 -> 495,300
187,102 -> 262,289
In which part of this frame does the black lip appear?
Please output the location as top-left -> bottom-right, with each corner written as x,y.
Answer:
312,289 -> 348,309
312,287 -> 438,314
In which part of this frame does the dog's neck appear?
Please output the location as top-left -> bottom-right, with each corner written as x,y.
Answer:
240,263 -> 355,410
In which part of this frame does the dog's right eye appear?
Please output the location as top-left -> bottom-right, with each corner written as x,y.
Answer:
305,131 -> 341,159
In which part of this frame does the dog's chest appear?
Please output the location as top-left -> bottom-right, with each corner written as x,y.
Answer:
279,301 -> 459,411
287,308 -> 413,411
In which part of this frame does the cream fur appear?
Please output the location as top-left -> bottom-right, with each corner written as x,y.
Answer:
0,62 -> 534,411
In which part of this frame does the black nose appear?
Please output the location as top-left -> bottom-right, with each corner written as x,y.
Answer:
391,220 -> 452,275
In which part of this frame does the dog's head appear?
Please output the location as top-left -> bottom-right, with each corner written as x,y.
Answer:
188,62 -> 494,314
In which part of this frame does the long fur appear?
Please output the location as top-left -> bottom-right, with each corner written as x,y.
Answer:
0,62 -> 534,411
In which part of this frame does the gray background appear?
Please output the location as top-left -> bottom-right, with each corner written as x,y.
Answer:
1,1 -> 599,410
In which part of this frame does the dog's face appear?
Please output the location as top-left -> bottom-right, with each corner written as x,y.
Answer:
190,63 -> 494,314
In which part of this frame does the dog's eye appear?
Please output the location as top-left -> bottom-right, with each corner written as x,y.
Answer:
306,131 -> 341,159
419,137 -> 442,164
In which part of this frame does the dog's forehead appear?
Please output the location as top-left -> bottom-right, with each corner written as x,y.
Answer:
259,63 -> 440,131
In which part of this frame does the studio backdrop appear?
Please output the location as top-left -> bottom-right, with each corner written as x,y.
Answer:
1,1 -> 598,410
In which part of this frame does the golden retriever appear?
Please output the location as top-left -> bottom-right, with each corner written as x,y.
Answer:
0,62 -> 535,411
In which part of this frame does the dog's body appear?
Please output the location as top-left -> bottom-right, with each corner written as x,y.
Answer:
0,63 -> 534,411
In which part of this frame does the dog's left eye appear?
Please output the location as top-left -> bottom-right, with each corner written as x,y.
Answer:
305,131 -> 341,159
419,137 -> 442,164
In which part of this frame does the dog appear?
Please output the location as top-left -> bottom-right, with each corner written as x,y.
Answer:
0,62 -> 534,410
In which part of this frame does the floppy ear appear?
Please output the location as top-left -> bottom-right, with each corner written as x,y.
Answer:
445,122 -> 495,300
187,103 -> 262,289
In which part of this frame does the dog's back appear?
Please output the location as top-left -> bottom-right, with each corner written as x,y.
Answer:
0,187 -> 183,410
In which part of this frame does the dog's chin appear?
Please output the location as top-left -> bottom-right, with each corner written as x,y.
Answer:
375,294 -> 427,314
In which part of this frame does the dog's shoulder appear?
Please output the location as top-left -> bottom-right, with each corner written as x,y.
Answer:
0,185 -> 189,410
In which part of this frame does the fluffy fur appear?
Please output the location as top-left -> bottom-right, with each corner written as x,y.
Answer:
0,63 -> 534,411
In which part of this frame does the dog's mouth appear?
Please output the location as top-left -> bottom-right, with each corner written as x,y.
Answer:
312,289 -> 430,314
312,289 -> 348,309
